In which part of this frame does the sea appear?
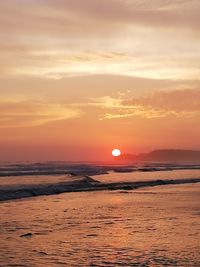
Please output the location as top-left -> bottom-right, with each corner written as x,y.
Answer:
0,162 -> 200,266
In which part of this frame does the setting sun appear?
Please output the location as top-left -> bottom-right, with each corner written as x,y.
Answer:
112,149 -> 121,157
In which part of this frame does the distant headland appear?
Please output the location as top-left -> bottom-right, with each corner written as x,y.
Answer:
118,149 -> 200,163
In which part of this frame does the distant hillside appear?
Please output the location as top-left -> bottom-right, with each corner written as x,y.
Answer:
119,149 -> 200,163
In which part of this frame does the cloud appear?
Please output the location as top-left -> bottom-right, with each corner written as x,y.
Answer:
123,89 -> 200,112
42,0 -> 200,31
97,89 -> 200,120
101,108 -> 197,120
0,1 -> 200,80
88,96 -> 122,108
0,50 -> 128,79
0,100 -> 82,128
1,0 -> 199,46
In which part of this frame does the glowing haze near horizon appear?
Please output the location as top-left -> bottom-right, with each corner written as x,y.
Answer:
0,0 -> 200,162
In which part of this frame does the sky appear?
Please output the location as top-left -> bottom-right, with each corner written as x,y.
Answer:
0,0 -> 200,162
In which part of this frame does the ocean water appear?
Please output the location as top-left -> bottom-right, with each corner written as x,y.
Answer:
93,168 -> 200,183
0,165 -> 200,266
0,183 -> 199,266
1,164 -> 200,189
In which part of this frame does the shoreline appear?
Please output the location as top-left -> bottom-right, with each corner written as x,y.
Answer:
1,176 -> 200,202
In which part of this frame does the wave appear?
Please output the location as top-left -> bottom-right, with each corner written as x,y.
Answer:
0,175 -> 200,202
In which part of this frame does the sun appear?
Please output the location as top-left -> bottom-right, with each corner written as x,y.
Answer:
112,149 -> 121,157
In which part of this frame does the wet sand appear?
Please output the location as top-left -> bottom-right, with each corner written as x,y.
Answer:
0,183 -> 199,266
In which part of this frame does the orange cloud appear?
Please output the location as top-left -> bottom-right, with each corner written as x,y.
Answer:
0,100 -> 82,128
98,89 -> 200,120
123,89 -> 200,112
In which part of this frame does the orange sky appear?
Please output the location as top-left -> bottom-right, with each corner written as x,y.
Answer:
0,0 -> 200,162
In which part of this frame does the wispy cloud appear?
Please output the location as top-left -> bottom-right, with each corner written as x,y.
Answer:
0,100 -> 82,128
0,1 -> 200,80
